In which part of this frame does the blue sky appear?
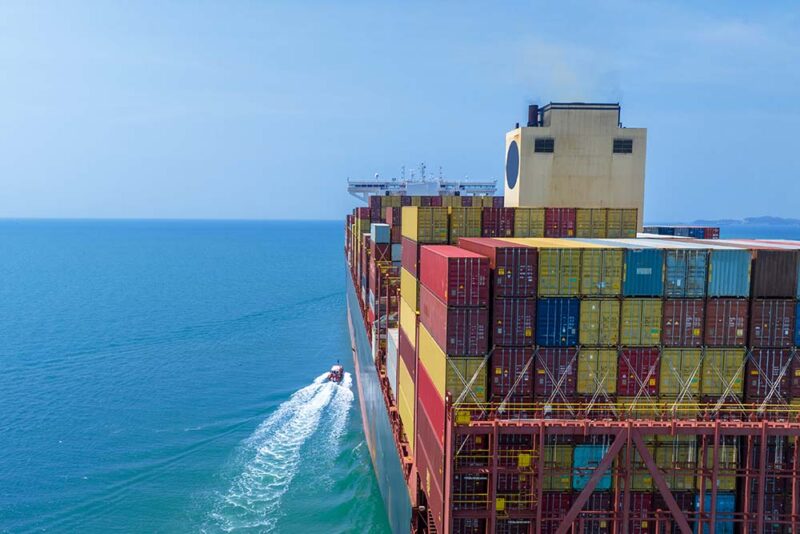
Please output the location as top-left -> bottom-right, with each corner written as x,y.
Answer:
0,1 -> 798,221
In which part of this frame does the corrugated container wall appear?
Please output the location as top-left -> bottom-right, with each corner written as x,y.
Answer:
448,207 -> 482,244
538,248 -> 582,296
661,299 -> 704,347
401,206 -> 448,243
665,249 -> 707,297
492,298 -> 536,347
752,249 -> 799,298
580,248 -> 623,296
705,298 -> 748,346
536,298 -> 580,347
513,208 -> 545,237
419,245 -> 489,307
457,238 -> 538,298
623,249 -> 665,296
386,328 -> 399,396
708,249 -> 751,297
579,299 -> 620,346
418,285 -> 489,356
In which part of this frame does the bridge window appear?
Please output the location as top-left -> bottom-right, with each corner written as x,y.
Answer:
534,137 -> 554,153
613,138 -> 633,154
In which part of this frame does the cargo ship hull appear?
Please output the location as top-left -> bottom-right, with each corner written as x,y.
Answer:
346,265 -> 412,533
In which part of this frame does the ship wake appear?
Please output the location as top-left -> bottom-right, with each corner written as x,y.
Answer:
209,372 -> 353,532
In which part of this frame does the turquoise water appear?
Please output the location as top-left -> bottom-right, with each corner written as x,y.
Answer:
0,220 -> 390,533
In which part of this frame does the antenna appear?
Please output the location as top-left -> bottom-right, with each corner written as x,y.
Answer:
420,162 -> 426,181
401,165 -> 406,181
439,166 -> 443,180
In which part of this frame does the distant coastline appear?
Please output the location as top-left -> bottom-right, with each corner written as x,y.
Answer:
646,216 -> 800,227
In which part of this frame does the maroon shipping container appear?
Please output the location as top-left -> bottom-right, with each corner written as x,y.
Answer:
369,196 -> 382,210
746,349 -> 792,402
749,437 -> 790,494
705,298 -> 749,346
419,245 -> 489,307
451,473 -> 489,511
582,492 -> 612,534
417,360 -> 446,448
458,237 -> 538,298
747,493 -> 787,534
654,491 -> 694,534
355,206 -> 370,219
752,249 -> 799,298
369,240 -> 391,262
540,493 -> 575,534
429,195 -> 442,207
452,518 -> 485,534
491,348 -> 534,398
390,226 -> 401,244
492,297 -> 536,346
750,299 -> 795,348
545,207 -> 577,238
460,196 -> 473,207
400,195 -> 412,206
703,227 -> 720,239
398,327 -> 416,381
384,206 -> 401,227
414,402 -> 445,534
618,349 -> 660,397
419,196 -> 432,207
419,285 -> 489,356
401,236 -> 420,277
534,348 -> 578,401
662,299 -> 705,347
625,492 -> 654,534
370,207 -> 383,222
492,196 -> 505,208
481,208 -> 515,238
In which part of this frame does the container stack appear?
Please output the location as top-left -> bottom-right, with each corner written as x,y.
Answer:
643,225 -> 721,239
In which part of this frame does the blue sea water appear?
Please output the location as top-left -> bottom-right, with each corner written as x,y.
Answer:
0,220 -> 390,533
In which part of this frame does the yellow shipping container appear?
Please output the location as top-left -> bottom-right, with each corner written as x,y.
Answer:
476,196 -> 495,208
577,349 -> 618,395
448,207 -> 483,244
580,249 -> 623,296
576,208 -> 608,238
701,349 -> 745,397
655,436 -> 697,490
618,397 -> 661,419
401,207 -> 449,243
623,209 -> 637,237
418,324 -> 487,403
400,267 -> 419,311
398,357 -> 416,454
631,441 -> 655,490
543,445 -> 573,490
513,208 -> 545,237
620,299 -> 662,346
400,297 -> 417,349
606,208 -> 638,238
538,248 -> 582,296
660,349 -> 702,397
660,397 -> 701,419
441,195 -> 462,208
579,300 -> 620,346
698,441 -> 738,491
384,195 -> 401,208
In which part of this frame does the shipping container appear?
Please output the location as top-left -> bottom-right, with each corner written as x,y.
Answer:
660,349 -> 702,397
701,349 -> 746,398
399,297 -> 417,350
419,245 -> 489,307
579,300 -> 620,346
538,247 -> 582,296
401,206 -> 449,243
705,298 -> 748,346
746,349 -> 792,402
697,438 -> 738,491
623,248 -> 665,296
457,238 -> 538,298
662,299 -> 705,347
513,207 -> 545,237
397,355 -> 416,453
582,492 -> 612,534
544,207 -> 577,237
606,208 -> 637,238
618,348 -> 660,397
620,299 -> 662,346
576,208 -> 608,237
415,400 -> 445,533
417,324 -> 488,406
539,493 -> 575,534
695,492 -> 735,534
386,328 -> 399,396
577,348 -> 618,395
418,284 -> 489,356
534,348 -> 578,402
750,299 -> 795,348
625,492 -> 654,534
398,327 -> 415,382
665,249 -> 708,298
400,267 -> 418,311
492,297 -> 535,347
370,222 -> 391,244
581,248 -> 623,296
708,249 -> 751,297
416,357 -> 446,447
391,243 -> 401,262
655,436 -> 697,490
401,236 -> 420,277
481,207 -> 515,238
536,298 -> 580,346
752,249 -> 799,298
491,347 -> 534,398
542,444 -> 573,490
572,444 -> 613,490
448,206 -> 482,244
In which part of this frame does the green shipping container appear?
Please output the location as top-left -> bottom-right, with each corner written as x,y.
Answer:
579,300 -> 620,346
580,249 -> 623,296
620,299 -> 662,346
538,248 -> 581,296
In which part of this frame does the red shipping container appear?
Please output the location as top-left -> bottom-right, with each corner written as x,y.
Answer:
662,299 -> 704,347
420,196 -> 432,207
545,207 -> 577,238
385,206 -> 401,227
582,492 -> 612,534
355,206 -> 370,219
492,196 -> 505,208
460,196 -> 473,207
414,404 -> 445,534
429,195 -> 442,207
369,195 -> 382,210
750,299 -> 795,348
458,237 -> 538,298
400,195 -> 412,206
534,348 -> 578,401
419,245 -> 489,307
703,227 -> 720,239
540,492 -> 575,534
369,240 -> 391,262
419,285 -> 489,356
481,208 -> 515,237
417,361 -> 446,448
618,349 -> 660,397
370,207 -> 383,222
705,298 -> 749,346
626,492 -> 654,534
491,348 -> 534,398
492,297 -> 536,346
398,327 -> 416,382
746,349 -> 792,402
401,236 -> 420,277
390,226 -> 401,244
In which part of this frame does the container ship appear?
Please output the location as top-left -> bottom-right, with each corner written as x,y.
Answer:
344,102 -> 800,533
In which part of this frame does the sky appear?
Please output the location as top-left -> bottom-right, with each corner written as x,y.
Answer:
0,1 -> 798,222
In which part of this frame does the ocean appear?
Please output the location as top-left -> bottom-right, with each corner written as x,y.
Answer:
0,220 -> 390,533
3,220 -> 800,533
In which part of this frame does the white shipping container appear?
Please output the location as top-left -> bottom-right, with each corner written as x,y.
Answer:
386,328 -> 399,398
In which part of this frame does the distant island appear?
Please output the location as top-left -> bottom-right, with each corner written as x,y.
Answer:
647,217 -> 800,227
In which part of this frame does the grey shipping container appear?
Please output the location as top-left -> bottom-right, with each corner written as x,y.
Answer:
665,249 -> 708,298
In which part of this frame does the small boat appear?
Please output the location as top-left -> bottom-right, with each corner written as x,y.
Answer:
328,363 -> 344,383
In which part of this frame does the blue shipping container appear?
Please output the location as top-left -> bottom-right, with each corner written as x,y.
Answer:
707,250 -> 751,297
665,249 -> 708,298
391,243 -> 402,262
370,223 -> 391,244
623,249 -> 664,296
688,227 -> 706,239
572,444 -> 612,491
536,298 -> 579,346
694,493 -> 735,534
